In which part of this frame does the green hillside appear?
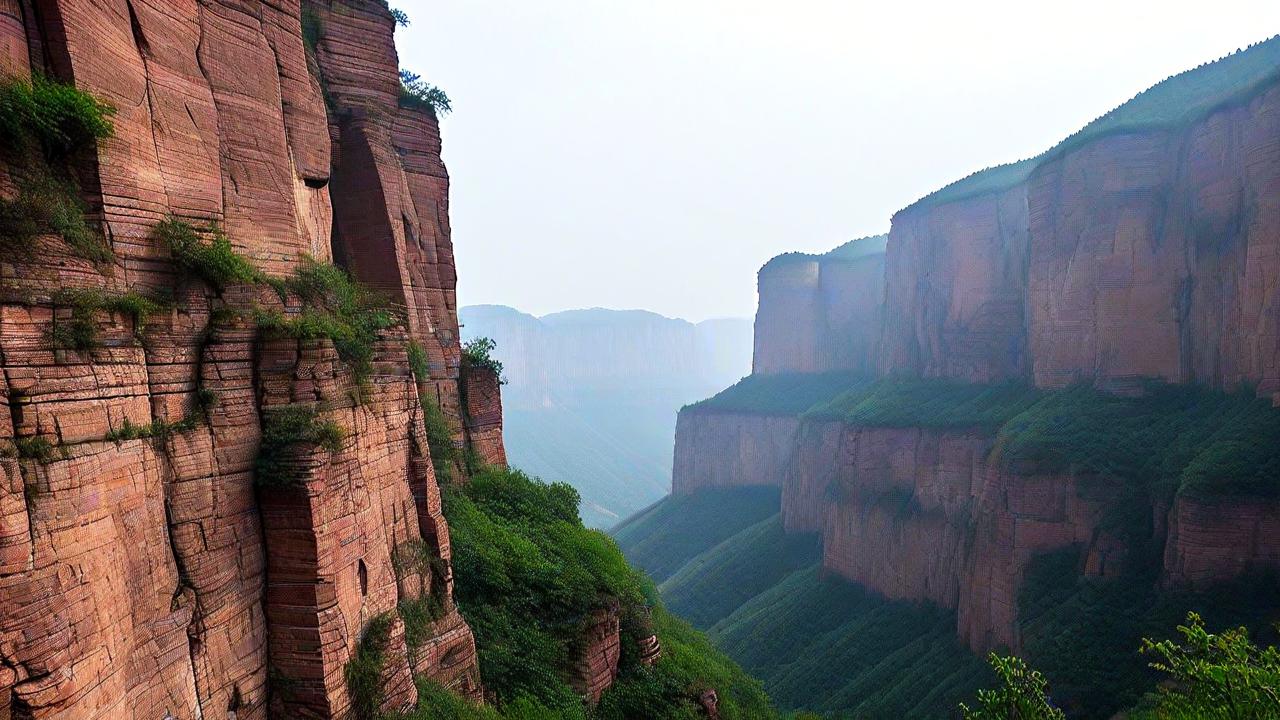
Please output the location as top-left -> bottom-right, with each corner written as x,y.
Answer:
660,515 -> 820,629
611,486 -> 783,582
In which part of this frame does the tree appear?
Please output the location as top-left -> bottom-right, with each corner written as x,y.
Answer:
1139,612 -> 1280,719
960,653 -> 1066,720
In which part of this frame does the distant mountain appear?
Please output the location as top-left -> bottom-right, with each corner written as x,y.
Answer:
460,305 -> 752,527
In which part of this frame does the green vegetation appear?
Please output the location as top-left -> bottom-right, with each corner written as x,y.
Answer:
155,217 -> 265,289
1139,612 -> 1280,719
611,486 -> 783,582
390,8 -> 410,27
966,612 -> 1280,719
254,257 -> 399,385
104,416 -> 198,442
0,74 -> 115,159
462,336 -> 504,380
13,436 -> 59,463
422,396 -> 461,483
49,288 -> 163,351
709,565 -> 993,717
1018,548 -> 1280,718
682,373 -> 867,417
0,176 -> 112,262
439,466 -> 777,718
400,70 -> 452,118
346,612 -> 394,720
904,35 -> 1280,213
805,378 -> 1041,429
659,515 -> 819,629
254,404 -> 346,487
959,654 -> 1065,720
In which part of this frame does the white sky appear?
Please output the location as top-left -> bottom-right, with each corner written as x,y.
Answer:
394,0 -> 1280,321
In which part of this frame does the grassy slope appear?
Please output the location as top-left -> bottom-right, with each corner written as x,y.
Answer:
659,515 -> 820,629
682,373 -> 869,417
610,486 -> 783,582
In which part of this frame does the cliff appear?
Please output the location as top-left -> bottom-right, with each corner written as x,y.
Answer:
672,35 -> 1280,673
753,235 -> 886,376
881,37 -> 1280,397
0,1 -> 501,717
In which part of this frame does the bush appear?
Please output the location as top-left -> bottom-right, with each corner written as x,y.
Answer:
49,288 -> 162,350
399,70 -> 452,117
0,176 -> 112,262
254,404 -> 346,486
258,256 -> 399,385
155,217 -> 264,288
1139,612 -> 1280,719
959,654 -> 1066,720
346,612 -> 393,720
442,466 -> 777,719
390,8 -> 410,27
0,74 -> 114,158
14,436 -> 58,463
461,336 -> 503,380
105,416 -> 198,443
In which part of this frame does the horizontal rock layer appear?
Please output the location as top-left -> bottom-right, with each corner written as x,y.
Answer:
0,0 -> 498,717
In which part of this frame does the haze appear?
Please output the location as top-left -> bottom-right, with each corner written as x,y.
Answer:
394,0 -> 1280,321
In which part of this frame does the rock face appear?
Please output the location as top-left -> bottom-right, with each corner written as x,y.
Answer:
753,236 -> 887,376
676,37 -> 1280,656
671,412 -> 799,495
880,70 -> 1280,399
571,605 -> 622,704
0,1 -> 494,717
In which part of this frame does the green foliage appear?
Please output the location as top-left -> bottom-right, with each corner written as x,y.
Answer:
806,378 -> 1042,429
462,336 -> 504,379
0,175 -> 112,262
612,486 -> 783,582
345,612 -> 393,720
658,515 -> 819,629
105,416 -> 198,443
1018,548 -> 1280,718
708,564 -> 992,717
0,74 -> 115,158
254,404 -> 346,487
255,257 -> 399,385
390,8 -> 410,27
14,436 -> 58,463
399,594 -> 447,650
959,654 -> 1066,720
682,372 -> 867,417
443,466 -> 777,718
301,8 -> 322,52
400,70 -> 452,117
1139,612 -> 1280,719
155,217 -> 265,289
421,396 -> 460,483
407,340 -> 431,380
49,288 -> 163,350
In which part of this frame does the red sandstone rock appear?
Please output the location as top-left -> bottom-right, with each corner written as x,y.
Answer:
754,249 -> 885,375
572,605 -> 622,704
0,1 -> 491,717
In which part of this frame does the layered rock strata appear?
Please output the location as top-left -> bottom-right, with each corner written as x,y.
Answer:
0,1 -> 495,717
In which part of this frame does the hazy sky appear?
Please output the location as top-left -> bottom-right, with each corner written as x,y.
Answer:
395,1 -> 1280,321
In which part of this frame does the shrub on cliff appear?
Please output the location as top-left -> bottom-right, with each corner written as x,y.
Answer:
0,74 -> 114,159
254,404 -> 346,487
156,217 -> 265,288
461,336 -> 504,381
49,288 -> 163,351
400,70 -> 452,117
439,466 -> 778,719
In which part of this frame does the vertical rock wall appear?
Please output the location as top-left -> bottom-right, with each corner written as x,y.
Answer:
0,1 -> 493,717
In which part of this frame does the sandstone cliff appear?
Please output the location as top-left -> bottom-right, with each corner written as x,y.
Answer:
753,235 -> 886,376
674,36 -> 1280,658
0,1 -> 503,717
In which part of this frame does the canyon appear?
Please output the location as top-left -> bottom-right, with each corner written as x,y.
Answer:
660,33 -> 1280,714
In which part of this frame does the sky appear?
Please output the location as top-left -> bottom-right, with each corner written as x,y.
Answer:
394,0 -> 1280,322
